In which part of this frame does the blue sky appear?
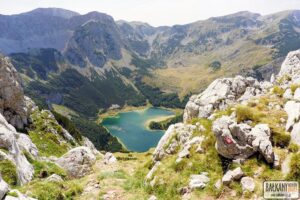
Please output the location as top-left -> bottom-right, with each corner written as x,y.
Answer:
1,0 -> 300,26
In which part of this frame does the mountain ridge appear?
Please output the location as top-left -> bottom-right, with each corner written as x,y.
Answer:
3,8 -> 300,119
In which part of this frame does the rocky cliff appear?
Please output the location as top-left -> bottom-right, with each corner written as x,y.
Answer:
0,55 -> 102,199
0,55 -> 34,130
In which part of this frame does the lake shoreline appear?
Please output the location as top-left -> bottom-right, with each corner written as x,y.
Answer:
144,115 -> 175,130
98,105 -> 180,124
100,107 -> 176,152
97,105 -> 151,123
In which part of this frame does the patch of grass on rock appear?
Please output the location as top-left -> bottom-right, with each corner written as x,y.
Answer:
0,159 -> 18,186
286,153 -> 300,182
19,180 -> 83,200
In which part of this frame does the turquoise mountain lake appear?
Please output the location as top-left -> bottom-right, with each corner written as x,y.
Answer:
101,107 -> 174,152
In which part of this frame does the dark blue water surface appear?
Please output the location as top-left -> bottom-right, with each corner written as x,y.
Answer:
101,107 -> 174,152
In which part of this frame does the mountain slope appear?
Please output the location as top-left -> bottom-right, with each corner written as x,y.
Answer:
142,10 -> 300,96
2,8 -> 300,119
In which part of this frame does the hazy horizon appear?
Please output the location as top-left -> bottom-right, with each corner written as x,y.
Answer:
1,0 -> 300,26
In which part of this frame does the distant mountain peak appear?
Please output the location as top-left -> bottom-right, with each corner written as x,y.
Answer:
21,7 -> 80,19
210,10 -> 261,21
83,11 -> 114,21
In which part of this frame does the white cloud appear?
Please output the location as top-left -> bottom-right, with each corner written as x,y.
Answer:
0,0 -> 300,26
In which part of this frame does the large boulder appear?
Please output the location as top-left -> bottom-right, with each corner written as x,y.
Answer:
284,101 -> 300,131
153,123 -> 197,162
189,172 -> 210,190
46,174 -> 63,182
213,116 -> 274,163
16,133 -> 38,157
277,49 -> 300,84
56,146 -> 96,178
0,55 -> 34,130
284,101 -> 300,145
241,177 -> 255,192
183,76 -> 263,122
103,152 -> 117,165
0,113 -> 34,185
82,137 -> 100,155
145,161 -> 161,181
222,167 -> 244,185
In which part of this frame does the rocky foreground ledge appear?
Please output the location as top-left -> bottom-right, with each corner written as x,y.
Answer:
144,49 -> 300,199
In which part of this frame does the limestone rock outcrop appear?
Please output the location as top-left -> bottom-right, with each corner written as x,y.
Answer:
39,110 -> 78,144
240,177 -> 255,192
4,189 -> 37,200
213,116 -> 274,163
56,146 -> 96,178
46,174 -> 63,182
16,133 -> 38,157
222,167 -> 244,185
145,161 -> 161,181
83,136 -> 100,156
0,55 -> 35,130
284,101 -> 300,145
274,49 -> 300,145
148,195 -> 157,200
189,172 -> 210,190
153,123 -> 197,162
277,49 -> 300,84
183,76 -> 266,122
0,175 -> 9,199
0,113 -> 34,185
176,136 -> 205,163
103,152 -> 117,165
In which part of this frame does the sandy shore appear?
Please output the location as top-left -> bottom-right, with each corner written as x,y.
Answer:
97,105 -> 150,123
144,115 -> 175,130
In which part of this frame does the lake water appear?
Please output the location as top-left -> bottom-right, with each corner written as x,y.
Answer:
101,107 -> 174,152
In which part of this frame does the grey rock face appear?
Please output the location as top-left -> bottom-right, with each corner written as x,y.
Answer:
145,161 -> 161,181
213,116 -> 274,163
103,152 -> 117,165
284,101 -> 300,145
0,56 -> 34,130
278,49 -> 300,84
152,123 -> 197,162
189,172 -> 210,189
16,133 -> 38,157
0,113 -> 34,185
283,88 -> 293,99
64,19 -> 122,68
294,88 -> 300,101
241,177 -> 255,192
214,179 -> 222,189
183,76 -> 262,122
4,189 -> 37,200
284,101 -> 300,131
250,124 -> 274,163
148,195 -> 157,200
0,175 -> 9,199
176,136 -> 205,163
83,137 -> 100,156
222,167 -> 244,185
56,146 -> 96,178
46,174 -> 63,182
